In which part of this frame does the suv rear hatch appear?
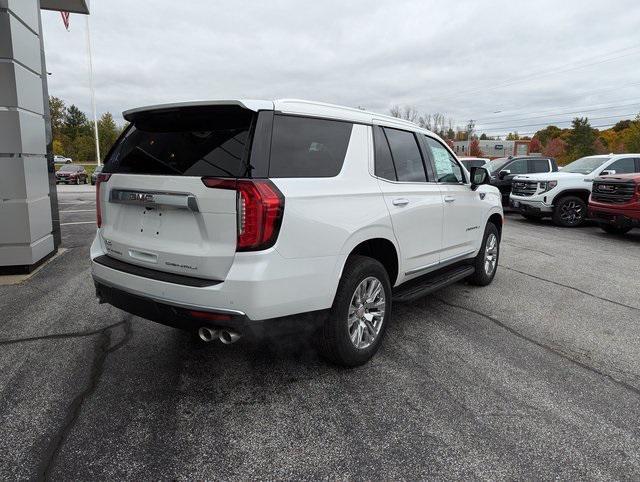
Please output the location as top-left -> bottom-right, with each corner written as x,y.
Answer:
98,102 -> 274,281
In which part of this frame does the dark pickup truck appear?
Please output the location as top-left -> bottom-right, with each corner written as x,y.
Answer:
486,156 -> 558,206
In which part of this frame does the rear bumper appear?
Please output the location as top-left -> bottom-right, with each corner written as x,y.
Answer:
94,280 -> 327,336
90,233 -> 342,322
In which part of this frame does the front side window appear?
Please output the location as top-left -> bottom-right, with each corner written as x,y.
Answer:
425,136 -> 464,183
383,128 -> 426,182
605,158 -> 636,174
504,158 -> 527,175
269,115 -> 353,178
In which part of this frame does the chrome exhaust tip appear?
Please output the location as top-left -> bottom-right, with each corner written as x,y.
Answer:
219,329 -> 241,344
198,327 -> 218,343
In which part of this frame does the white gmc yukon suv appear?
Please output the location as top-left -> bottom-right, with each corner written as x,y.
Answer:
91,99 -> 503,366
510,154 -> 640,227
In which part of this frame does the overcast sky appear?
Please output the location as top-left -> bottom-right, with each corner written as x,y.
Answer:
41,0 -> 640,137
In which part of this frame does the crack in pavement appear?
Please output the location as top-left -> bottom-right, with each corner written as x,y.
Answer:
499,264 -> 640,312
36,317 -> 133,481
0,321 -> 127,346
435,297 -> 640,399
502,241 -> 555,257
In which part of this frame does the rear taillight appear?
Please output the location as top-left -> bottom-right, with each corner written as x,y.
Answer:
96,173 -> 112,227
202,178 -> 285,251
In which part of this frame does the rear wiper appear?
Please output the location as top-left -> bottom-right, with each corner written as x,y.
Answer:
134,146 -> 182,174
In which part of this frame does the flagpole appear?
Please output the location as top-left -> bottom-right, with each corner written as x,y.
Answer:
85,15 -> 101,166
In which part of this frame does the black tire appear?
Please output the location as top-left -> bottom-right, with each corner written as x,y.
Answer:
552,195 -> 587,227
600,224 -> 632,235
318,255 -> 392,367
468,222 -> 500,286
521,213 -> 542,221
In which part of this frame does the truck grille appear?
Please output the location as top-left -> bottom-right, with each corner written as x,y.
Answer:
591,181 -> 636,204
511,181 -> 538,197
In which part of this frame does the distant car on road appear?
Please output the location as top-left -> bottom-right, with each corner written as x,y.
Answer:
486,156 -> 558,206
458,157 -> 489,171
589,172 -> 640,234
56,164 -> 88,184
91,165 -> 103,185
54,155 -> 72,164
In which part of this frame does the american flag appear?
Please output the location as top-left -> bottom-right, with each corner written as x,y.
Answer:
60,11 -> 70,30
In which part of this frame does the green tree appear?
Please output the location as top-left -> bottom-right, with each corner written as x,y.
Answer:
534,125 -> 563,146
623,114 -> 640,152
506,132 -> 520,140
567,117 -> 596,159
63,104 -> 90,140
98,112 -> 120,161
49,96 -> 66,141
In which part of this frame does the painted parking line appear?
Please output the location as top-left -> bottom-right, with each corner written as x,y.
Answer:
60,221 -> 96,226
60,209 -> 95,213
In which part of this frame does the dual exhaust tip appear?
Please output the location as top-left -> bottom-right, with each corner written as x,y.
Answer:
198,327 -> 241,344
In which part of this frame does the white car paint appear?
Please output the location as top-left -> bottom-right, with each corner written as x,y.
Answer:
91,99 -> 502,321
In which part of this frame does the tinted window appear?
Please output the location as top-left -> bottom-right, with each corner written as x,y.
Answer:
425,136 -> 464,183
606,158 -> 636,174
383,128 -> 426,182
462,159 -> 486,170
528,159 -> 550,173
504,158 -> 527,175
105,106 -> 255,176
269,115 -> 353,178
373,126 -> 396,181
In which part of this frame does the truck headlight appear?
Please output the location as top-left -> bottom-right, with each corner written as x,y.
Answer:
539,181 -> 557,192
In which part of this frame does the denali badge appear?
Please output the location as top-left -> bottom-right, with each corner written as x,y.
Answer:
165,261 -> 197,270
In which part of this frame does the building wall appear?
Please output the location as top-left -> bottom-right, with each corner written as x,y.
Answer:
0,0 -> 56,271
453,140 -> 530,158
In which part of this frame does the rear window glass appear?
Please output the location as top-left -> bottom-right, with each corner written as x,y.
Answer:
104,106 -> 256,177
269,115 -> 353,178
529,159 -> 550,173
373,126 -> 397,181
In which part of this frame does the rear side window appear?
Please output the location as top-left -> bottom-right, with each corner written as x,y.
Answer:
383,128 -> 426,182
104,105 -> 256,177
505,158 -> 527,175
373,126 -> 396,181
528,159 -> 550,173
269,115 -> 353,178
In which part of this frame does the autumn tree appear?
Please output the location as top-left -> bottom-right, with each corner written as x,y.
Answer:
592,138 -> 607,154
542,137 -> 567,159
534,125 -> 563,146
469,138 -> 483,157
623,114 -> 640,152
529,137 -> 542,153
567,117 -> 596,159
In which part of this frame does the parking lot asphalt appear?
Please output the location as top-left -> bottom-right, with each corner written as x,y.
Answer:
1,189 -> 640,480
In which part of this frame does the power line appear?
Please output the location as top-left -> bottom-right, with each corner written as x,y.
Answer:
482,122 -> 619,138
476,103 -> 640,127
479,112 -> 637,131
437,43 -> 640,100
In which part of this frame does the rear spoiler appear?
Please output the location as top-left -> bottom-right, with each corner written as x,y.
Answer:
123,100 -> 274,122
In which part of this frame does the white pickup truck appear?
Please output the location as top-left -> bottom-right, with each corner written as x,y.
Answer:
510,154 -> 640,227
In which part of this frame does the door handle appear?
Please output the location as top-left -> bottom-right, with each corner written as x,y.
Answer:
392,198 -> 409,206
444,196 -> 456,203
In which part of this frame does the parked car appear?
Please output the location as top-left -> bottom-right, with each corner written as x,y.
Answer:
54,155 -> 72,164
510,154 -> 640,227
55,164 -> 88,184
91,99 -> 503,366
485,156 -> 557,206
589,173 -> 640,234
458,157 -> 490,171
91,165 -> 103,185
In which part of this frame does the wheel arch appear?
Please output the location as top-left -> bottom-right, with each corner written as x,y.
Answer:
553,189 -> 591,205
336,229 -> 400,287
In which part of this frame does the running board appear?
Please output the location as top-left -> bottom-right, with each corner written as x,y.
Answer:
392,265 -> 475,302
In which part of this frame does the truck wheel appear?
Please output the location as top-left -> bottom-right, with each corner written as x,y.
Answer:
468,222 -> 500,286
552,196 -> 586,227
319,255 -> 391,367
600,224 -> 632,235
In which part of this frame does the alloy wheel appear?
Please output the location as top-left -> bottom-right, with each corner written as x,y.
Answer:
560,201 -> 584,225
484,233 -> 498,275
348,276 -> 386,349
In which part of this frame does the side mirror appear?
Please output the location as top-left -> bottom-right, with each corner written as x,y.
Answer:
600,169 -> 616,176
498,169 -> 511,180
470,167 -> 490,190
